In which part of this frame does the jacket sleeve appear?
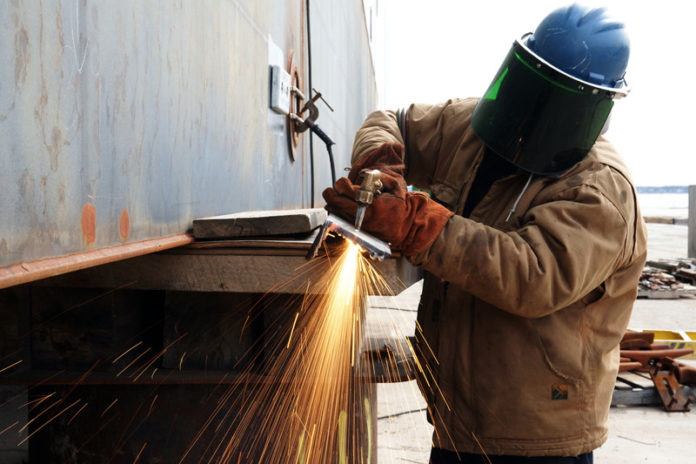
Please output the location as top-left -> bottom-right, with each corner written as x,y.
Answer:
410,180 -> 633,318
351,99 -> 475,187
351,110 -> 404,164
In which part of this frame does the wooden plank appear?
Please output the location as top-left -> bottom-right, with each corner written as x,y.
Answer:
617,372 -> 654,389
611,387 -> 659,407
643,216 -> 676,224
646,260 -> 680,272
193,208 -> 327,239
638,290 -> 683,299
35,252 -> 419,296
611,384 -> 695,407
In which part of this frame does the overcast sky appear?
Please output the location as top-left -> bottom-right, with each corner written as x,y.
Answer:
376,0 -> 695,187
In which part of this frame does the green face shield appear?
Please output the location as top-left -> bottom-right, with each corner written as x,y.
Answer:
471,36 -> 628,176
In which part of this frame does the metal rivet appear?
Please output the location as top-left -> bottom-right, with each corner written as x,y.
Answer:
592,89 -> 599,95
536,63 -> 541,68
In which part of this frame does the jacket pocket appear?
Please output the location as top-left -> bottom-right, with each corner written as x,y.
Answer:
531,315 -> 585,383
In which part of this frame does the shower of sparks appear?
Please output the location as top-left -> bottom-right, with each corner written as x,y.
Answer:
19,392 -> 55,411
116,347 -> 152,377
19,398 -> 62,434
179,241 -> 399,463
18,399 -> 82,446
0,237 -> 475,461
131,333 -> 188,381
112,341 -> 143,364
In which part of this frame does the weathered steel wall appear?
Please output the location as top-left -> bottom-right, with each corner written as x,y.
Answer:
0,0 -> 377,269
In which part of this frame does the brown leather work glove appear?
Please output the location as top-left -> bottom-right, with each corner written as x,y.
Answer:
348,143 -> 405,186
322,176 -> 453,257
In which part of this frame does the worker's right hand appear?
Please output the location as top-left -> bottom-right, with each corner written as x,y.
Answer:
348,143 -> 405,187
322,177 -> 453,257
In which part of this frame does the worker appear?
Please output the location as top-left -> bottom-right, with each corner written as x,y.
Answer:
324,4 -> 647,463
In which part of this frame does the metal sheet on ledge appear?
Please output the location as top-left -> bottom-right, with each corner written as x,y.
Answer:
0,0 -> 377,270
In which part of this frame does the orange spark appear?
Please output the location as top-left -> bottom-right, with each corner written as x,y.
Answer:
132,442 -> 148,464
112,341 -> 143,364
18,399 -> 81,446
100,398 -> 119,418
0,359 -> 22,374
0,421 -> 18,437
67,402 -> 89,426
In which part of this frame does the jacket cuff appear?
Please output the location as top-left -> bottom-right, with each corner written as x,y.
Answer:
406,216 -> 455,268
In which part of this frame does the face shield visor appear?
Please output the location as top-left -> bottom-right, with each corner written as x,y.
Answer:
471,35 -> 629,176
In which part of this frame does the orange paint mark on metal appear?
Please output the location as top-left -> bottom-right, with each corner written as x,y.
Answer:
81,203 -> 96,245
119,208 -> 130,241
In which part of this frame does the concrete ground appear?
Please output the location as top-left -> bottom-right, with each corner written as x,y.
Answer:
371,222 -> 696,463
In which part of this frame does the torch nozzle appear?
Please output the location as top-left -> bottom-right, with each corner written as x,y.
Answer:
354,169 -> 382,230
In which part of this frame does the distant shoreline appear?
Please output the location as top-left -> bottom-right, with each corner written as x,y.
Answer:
636,186 -> 689,194
643,216 -> 688,225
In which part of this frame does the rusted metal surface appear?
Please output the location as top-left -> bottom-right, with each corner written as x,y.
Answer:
0,234 -> 193,290
649,360 -> 693,412
620,349 -> 694,369
673,360 -> 696,386
618,361 -> 642,373
615,331 -> 696,407
619,331 -> 654,350
0,0 -> 377,273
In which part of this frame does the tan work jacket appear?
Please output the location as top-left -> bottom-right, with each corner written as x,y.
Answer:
351,98 -> 647,456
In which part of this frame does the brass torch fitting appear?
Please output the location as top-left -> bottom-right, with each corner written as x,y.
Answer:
354,169 -> 383,230
355,169 -> 383,206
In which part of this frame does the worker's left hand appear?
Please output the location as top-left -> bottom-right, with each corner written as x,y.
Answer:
323,177 -> 453,256
348,143 -> 405,185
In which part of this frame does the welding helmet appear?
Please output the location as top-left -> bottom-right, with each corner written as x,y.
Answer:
471,4 -> 630,175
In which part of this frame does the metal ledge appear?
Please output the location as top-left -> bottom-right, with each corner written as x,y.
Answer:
33,236 -> 421,295
0,234 -> 194,290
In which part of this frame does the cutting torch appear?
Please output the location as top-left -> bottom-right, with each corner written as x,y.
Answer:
354,169 -> 383,230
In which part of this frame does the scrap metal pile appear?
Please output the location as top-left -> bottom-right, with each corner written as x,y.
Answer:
638,258 -> 696,298
617,331 -> 696,411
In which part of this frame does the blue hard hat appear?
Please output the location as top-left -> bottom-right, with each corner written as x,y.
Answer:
471,3 -> 631,174
526,3 -> 630,88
